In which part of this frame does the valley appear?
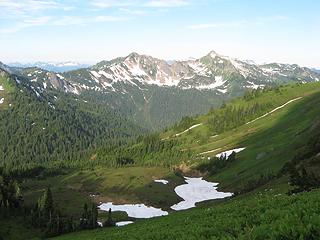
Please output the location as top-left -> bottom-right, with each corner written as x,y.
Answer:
1,1 -> 320,239
1,53 -> 320,240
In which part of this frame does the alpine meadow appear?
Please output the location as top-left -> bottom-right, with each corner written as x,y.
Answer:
1,1 -> 320,240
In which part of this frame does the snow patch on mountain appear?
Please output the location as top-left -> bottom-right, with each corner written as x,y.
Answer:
175,123 -> 203,136
217,88 -> 228,94
188,61 -> 209,77
246,97 -> 303,124
216,148 -> 246,159
246,81 -> 265,89
196,76 -> 226,90
170,177 -> 233,211
99,202 -> 168,218
154,179 -> 169,184
16,51 -> 320,96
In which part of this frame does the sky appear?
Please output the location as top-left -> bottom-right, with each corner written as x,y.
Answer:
0,0 -> 319,68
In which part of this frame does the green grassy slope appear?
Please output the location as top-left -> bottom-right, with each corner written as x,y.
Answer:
157,83 -> 320,191
21,167 -> 184,217
38,82 -> 320,215
55,189 -> 320,240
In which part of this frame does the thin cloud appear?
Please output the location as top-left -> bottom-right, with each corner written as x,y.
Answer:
188,16 -> 288,30
0,16 -> 52,34
119,8 -> 147,15
51,15 -> 127,26
0,0 -> 73,20
91,0 -> 191,8
0,15 -> 126,33
144,0 -> 190,8
188,21 -> 247,29
23,16 -> 52,25
0,0 -> 58,15
91,0 -> 136,8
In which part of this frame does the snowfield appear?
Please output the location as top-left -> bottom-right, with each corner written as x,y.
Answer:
170,177 -> 233,211
154,179 -> 169,184
198,148 -> 222,155
0,85 -> 4,91
116,221 -> 134,227
196,76 -> 226,90
99,202 -> 168,218
246,97 -> 303,124
175,123 -> 203,136
216,148 -> 246,159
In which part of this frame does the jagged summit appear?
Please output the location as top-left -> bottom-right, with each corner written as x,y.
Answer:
7,51 -> 320,97
207,50 -> 220,59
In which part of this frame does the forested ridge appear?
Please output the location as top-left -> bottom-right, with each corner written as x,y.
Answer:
0,71 -> 145,173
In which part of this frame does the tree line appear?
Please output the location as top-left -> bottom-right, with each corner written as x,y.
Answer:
0,172 -> 119,238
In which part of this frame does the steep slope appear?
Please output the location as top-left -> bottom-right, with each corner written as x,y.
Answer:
95,82 -> 320,192
3,81 -> 320,240
54,189 -> 320,240
52,82 -> 320,240
0,66 -> 144,170
160,82 -> 320,191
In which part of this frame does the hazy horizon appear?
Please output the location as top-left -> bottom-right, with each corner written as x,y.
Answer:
3,50 -> 320,70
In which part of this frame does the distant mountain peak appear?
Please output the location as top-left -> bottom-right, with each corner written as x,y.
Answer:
7,61 -> 90,72
10,51 -> 320,97
207,50 -> 220,59
127,52 -> 140,57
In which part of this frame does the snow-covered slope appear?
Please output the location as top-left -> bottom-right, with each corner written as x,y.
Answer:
11,51 -> 320,96
3,51 -> 320,129
64,51 -> 320,94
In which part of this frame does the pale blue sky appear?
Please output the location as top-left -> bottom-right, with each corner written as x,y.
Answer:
0,0 -> 319,68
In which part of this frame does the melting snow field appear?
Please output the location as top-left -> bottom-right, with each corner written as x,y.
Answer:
175,123 -> 203,136
116,221 -> 134,227
216,148 -> 246,159
99,202 -> 168,218
170,177 -> 233,211
154,179 -> 169,184
246,97 -> 302,124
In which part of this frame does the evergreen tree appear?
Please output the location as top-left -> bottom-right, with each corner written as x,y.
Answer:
38,186 -> 54,220
91,203 -> 98,229
104,208 -> 115,227
80,203 -> 89,229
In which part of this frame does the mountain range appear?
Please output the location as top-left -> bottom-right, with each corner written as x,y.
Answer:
312,68 -> 320,74
7,61 -> 91,72
2,51 -> 319,130
1,50 -> 320,168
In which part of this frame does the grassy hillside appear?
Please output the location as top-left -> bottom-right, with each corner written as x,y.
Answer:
23,82 -> 320,214
158,83 -> 320,188
2,82 -> 320,239
95,83 -> 320,191
21,167 -> 184,216
55,189 -> 320,240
